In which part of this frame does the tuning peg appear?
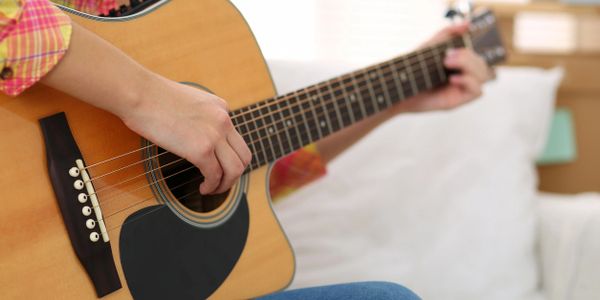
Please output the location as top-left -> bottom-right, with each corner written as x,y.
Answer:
445,0 -> 473,21
445,8 -> 462,20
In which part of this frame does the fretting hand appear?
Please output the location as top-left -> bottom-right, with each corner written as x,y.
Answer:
386,22 -> 492,116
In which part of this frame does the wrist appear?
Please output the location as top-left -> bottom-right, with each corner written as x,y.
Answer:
117,69 -> 166,124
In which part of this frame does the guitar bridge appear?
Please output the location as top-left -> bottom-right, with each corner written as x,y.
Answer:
39,112 -> 121,298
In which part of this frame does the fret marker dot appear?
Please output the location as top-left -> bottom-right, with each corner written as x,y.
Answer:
320,121 -> 326,128
268,127 -> 274,134
400,72 -> 407,81
286,120 -> 293,127
349,94 -> 356,102
377,95 -> 384,103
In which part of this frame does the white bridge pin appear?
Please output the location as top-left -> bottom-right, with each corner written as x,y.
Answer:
74,180 -> 84,190
86,219 -> 96,229
69,167 -> 80,177
78,193 -> 88,203
82,206 -> 92,217
90,232 -> 100,242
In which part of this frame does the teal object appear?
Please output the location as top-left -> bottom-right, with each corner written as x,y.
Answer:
537,108 -> 577,165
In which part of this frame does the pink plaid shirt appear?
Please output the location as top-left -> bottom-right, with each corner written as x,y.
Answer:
0,0 -> 326,200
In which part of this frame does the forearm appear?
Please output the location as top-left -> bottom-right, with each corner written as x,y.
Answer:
39,21 -> 251,194
40,22 -> 159,120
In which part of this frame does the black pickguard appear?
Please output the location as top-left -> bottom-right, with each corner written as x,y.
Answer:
119,195 -> 249,299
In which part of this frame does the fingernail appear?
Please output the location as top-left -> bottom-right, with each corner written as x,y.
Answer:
446,48 -> 457,58
445,50 -> 457,64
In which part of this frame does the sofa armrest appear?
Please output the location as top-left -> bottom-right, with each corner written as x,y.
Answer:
538,192 -> 600,300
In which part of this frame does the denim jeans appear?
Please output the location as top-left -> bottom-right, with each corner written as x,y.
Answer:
258,281 -> 421,300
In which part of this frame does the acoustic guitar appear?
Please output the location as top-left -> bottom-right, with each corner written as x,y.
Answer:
0,1 -> 505,299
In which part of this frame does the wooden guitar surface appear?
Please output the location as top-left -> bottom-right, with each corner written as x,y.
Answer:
0,1 -> 294,299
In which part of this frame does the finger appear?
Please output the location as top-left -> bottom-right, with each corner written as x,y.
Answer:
213,141 -> 246,194
431,22 -> 470,42
449,74 -> 482,101
444,49 -> 489,83
227,131 -> 252,167
422,22 -> 470,47
190,147 -> 223,195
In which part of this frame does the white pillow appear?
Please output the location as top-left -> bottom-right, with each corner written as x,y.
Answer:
272,65 -> 563,300
538,192 -> 600,300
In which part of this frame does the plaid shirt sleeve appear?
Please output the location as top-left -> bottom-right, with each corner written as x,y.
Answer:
269,144 -> 327,202
0,0 -> 72,96
53,0 -> 117,16
0,0 -> 121,96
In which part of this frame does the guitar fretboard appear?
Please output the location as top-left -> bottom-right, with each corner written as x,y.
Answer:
232,36 -> 466,170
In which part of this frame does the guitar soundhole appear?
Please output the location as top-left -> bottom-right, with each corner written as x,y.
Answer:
156,147 -> 228,213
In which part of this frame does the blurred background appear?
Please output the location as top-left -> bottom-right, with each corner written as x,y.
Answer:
229,0 -> 600,300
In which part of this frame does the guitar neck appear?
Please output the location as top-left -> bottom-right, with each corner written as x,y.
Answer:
233,36 -> 466,171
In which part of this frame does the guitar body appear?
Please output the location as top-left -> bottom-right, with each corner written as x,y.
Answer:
0,1 -> 294,299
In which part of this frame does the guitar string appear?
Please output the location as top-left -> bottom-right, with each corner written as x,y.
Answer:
242,54 -> 450,161
84,45 -> 457,209
89,56 -> 447,212
98,174 -> 204,223
78,38 -> 462,174
228,41 -> 454,129
91,156 -> 186,195
106,187 -> 202,234
84,47 -> 450,202
82,40 -> 460,190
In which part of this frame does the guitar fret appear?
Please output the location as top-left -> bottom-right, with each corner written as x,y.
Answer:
339,76 -> 357,125
308,91 -> 325,138
251,103 -> 272,163
327,80 -> 345,130
315,88 -> 334,134
417,51 -> 433,89
432,46 -> 447,84
300,92 -> 320,141
388,60 -> 406,101
402,57 -> 419,96
263,98 -> 285,158
275,97 -> 294,155
376,64 -> 393,108
287,92 -> 305,152
235,106 -> 262,167
378,64 -> 401,104
354,71 -> 375,116
365,70 -> 380,113
296,92 -> 314,145
349,71 -> 368,120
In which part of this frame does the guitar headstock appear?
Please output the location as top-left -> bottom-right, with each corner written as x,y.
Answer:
468,9 -> 506,66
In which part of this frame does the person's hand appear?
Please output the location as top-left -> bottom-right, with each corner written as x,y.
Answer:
387,22 -> 492,116
122,76 -> 252,195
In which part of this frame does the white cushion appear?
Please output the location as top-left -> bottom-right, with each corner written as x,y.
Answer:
538,192 -> 600,300
272,65 -> 563,300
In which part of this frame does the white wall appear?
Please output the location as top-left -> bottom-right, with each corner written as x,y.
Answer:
231,0 -> 448,64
